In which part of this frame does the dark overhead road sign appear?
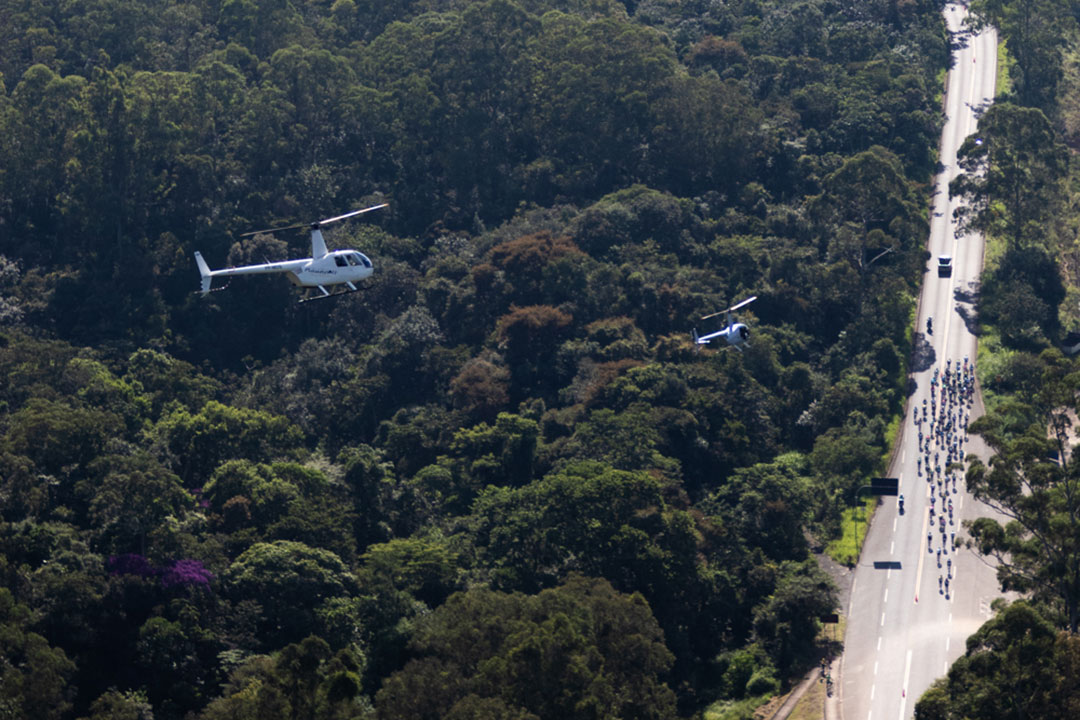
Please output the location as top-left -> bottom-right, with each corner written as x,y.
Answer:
870,477 -> 899,496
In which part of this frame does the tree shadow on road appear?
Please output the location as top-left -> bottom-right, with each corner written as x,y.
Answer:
954,281 -> 980,336
965,98 -> 993,120
950,33 -> 971,54
911,332 -> 936,377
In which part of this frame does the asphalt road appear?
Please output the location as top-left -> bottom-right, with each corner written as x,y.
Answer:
839,6 -> 1003,720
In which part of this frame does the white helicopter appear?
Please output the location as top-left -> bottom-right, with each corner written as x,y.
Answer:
692,295 -> 758,351
194,203 -> 387,302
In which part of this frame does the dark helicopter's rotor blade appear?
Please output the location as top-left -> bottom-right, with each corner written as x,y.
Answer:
239,222 -> 308,238
317,203 -> 388,227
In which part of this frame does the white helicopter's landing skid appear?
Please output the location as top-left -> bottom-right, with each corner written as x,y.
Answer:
298,285 -> 361,304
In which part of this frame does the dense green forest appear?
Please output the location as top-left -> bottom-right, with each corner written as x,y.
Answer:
0,0 -> 956,718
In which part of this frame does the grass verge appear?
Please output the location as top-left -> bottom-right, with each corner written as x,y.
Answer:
702,695 -> 774,720
997,39 -> 1012,97
826,496 -> 878,566
974,322 -> 1011,415
883,412 -> 902,467
787,615 -> 846,720
972,230 -> 1012,414
885,295 -> 918,467
786,670 -> 827,720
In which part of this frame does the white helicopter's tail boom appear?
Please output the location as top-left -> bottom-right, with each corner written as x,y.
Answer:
194,252 -> 213,294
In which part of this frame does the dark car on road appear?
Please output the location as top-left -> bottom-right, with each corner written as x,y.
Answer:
938,255 -> 952,277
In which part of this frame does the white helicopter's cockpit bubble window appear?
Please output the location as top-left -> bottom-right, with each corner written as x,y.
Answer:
352,253 -> 371,268
344,254 -> 360,266
335,255 -> 348,267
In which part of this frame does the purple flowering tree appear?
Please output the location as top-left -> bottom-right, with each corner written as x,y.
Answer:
160,559 -> 214,589
109,555 -> 213,591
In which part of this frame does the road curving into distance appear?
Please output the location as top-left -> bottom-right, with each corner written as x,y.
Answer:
839,5 -> 1003,720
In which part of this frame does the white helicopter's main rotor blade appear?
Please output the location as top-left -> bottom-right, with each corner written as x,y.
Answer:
241,204 -> 388,238
240,221 -> 307,238
700,295 -> 757,321
728,295 -> 758,313
318,203 -> 388,226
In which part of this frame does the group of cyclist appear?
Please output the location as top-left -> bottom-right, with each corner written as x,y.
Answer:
908,353 -> 976,598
